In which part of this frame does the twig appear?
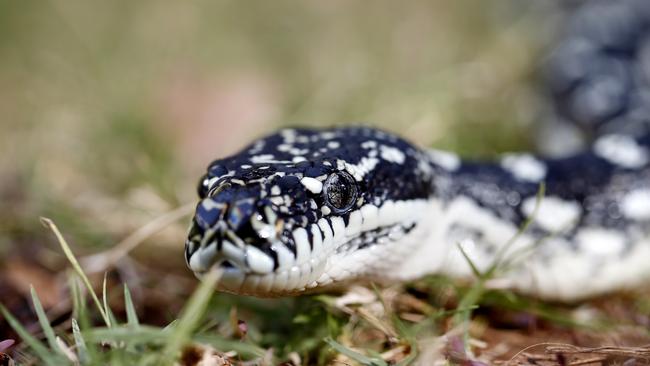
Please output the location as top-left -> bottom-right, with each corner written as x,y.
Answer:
546,344 -> 650,358
567,356 -> 607,366
503,342 -> 577,366
81,202 -> 195,273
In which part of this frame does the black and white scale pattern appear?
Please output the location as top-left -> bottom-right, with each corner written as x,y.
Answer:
185,0 -> 650,300
185,125 -> 650,300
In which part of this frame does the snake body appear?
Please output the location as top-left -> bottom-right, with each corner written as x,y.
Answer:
184,0 -> 650,301
185,126 -> 650,301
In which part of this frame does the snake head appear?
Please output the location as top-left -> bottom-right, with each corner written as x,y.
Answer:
185,127 -> 436,296
185,167 -> 334,296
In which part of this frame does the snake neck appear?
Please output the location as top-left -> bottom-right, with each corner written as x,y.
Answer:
393,140 -> 650,300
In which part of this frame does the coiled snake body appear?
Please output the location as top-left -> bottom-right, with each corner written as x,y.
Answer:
185,1 -> 650,301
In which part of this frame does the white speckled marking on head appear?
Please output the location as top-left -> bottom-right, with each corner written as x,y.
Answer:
300,177 -> 323,194
201,199 -> 224,211
379,145 -> 406,164
251,154 -> 292,164
361,140 -> 378,149
342,157 -> 379,181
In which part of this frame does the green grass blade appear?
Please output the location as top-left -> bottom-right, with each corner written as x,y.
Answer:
102,273 -> 115,328
447,184 -> 547,352
40,217 -> 111,327
485,182 -> 545,278
29,286 -> 61,353
163,319 -> 178,332
456,242 -> 484,279
71,319 -> 89,365
69,275 -> 83,322
85,325 -> 170,344
85,325 -> 266,359
124,284 -> 140,327
452,281 -> 485,326
69,275 -> 93,336
0,304 -> 63,366
160,268 -> 223,363
324,337 -> 387,366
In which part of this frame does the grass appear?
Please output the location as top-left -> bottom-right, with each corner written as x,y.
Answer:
3,200 -> 645,365
4,218 -> 268,365
0,214 -> 499,364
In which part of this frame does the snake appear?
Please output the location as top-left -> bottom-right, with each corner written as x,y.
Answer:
184,0 -> 650,301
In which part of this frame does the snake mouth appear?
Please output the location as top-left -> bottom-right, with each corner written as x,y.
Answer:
186,202 -> 280,273
186,197 -> 432,295
185,204 -> 333,295
186,230 -> 277,276
189,237 -> 329,296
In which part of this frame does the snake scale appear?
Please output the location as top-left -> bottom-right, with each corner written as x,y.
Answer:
185,0 -> 650,301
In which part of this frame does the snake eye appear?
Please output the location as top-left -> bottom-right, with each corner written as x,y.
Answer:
323,171 -> 357,213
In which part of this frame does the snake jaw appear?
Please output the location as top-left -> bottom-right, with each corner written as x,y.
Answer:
186,216 -> 337,296
186,195 -> 328,295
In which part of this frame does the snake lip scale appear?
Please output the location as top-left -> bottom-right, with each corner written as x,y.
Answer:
185,126 -> 650,301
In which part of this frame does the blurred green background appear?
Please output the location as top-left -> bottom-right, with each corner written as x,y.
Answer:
0,0 -> 553,273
